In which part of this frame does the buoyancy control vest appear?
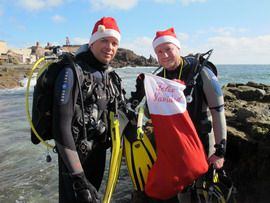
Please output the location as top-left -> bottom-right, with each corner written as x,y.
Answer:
71,63 -> 125,150
30,52 -> 125,149
157,51 -> 218,137
31,54 -> 78,145
186,53 -> 217,136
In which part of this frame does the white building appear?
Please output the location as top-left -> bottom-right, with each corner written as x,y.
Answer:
9,48 -> 36,64
0,40 -> 8,55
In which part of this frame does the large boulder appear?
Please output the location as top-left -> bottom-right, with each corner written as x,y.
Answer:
111,48 -> 158,68
223,82 -> 270,203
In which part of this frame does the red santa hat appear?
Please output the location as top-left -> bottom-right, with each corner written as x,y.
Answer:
89,17 -> 121,46
152,27 -> 180,49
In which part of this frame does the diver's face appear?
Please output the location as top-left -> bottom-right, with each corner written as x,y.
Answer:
90,37 -> 119,64
155,43 -> 181,70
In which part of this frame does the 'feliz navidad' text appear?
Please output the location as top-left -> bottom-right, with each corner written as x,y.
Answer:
154,82 -> 185,103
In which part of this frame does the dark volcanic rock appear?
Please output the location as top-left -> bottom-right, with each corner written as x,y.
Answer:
110,48 -> 158,68
223,82 -> 270,203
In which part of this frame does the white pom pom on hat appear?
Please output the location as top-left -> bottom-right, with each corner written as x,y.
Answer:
152,27 -> 180,49
89,17 -> 121,46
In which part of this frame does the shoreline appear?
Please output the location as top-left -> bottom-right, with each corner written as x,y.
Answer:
0,64 -> 32,89
1,64 -> 270,90
0,67 -> 269,202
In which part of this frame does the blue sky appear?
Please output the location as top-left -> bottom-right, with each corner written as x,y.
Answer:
0,0 -> 269,64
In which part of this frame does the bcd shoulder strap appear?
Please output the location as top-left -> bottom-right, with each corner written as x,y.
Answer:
31,53 -> 85,145
185,49 -> 217,86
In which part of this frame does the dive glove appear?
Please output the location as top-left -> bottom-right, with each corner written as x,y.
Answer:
214,139 -> 226,158
71,172 -> 100,203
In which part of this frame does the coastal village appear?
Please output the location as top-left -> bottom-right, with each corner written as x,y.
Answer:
0,37 -> 158,67
0,38 -> 84,89
0,37 -> 87,65
0,37 -> 158,89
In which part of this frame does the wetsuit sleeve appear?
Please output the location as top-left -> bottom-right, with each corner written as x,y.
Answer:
129,73 -> 145,109
53,66 -> 83,175
200,67 -> 227,145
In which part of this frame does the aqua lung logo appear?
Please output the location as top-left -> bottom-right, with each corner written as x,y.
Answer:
62,83 -> 68,89
60,83 -> 67,103
59,70 -> 70,104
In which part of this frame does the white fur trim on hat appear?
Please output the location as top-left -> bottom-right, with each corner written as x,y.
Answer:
89,28 -> 121,45
152,35 -> 180,49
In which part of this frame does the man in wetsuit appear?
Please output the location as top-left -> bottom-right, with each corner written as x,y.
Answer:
53,17 -> 126,203
129,28 -> 227,202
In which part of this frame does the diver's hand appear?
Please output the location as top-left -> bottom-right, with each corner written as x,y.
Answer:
72,172 -> 100,203
209,139 -> 226,169
208,154 -> 224,169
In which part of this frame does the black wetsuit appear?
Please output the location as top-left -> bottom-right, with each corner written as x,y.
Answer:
129,56 -> 227,203
130,56 -> 226,155
52,48 -> 125,203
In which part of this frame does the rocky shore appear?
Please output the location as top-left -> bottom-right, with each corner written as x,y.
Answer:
0,64 -> 31,89
0,58 -> 269,201
0,48 -> 158,89
111,48 -> 158,68
223,82 -> 270,202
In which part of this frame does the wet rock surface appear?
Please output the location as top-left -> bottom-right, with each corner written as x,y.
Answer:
0,64 -> 31,89
110,48 -> 158,68
223,82 -> 270,203
0,61 -> 269,202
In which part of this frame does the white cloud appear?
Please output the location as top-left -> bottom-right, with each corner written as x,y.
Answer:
121,36 -> 155,58
17,25 -> 27,31
121,33 -> 189,58
153,0 -> 207,5
51,15 -> 66,23
128,27 -> 270,64
72,37 -> 89,45
0,6 -> 3,16
172,26 -> 270,64
8,16 -> 27,32
177,32 -> 189,42
206,34 -> 270,64
183,26 -> 270,64
154,0 -> 176,3
18,0 -> 64,11
210,27 -> 248,37
121,33 -> 190,59
120,28 -> 270,64
90,0 -> 138,10
180,0 -> 207,6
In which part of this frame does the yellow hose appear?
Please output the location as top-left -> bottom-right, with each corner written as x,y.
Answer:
103,112 -> 122,203
25,57 -> 54,149
137,106 -> 145,139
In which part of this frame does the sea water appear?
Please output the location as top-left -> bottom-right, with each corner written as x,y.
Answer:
0,65 -> 269,203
